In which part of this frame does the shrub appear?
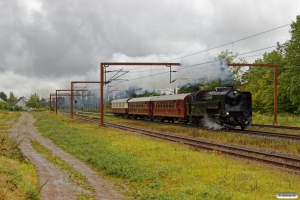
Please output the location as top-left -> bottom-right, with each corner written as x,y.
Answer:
0,102 -> 9,110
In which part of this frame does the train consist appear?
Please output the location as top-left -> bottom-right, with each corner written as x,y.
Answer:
111,87 -> 252,130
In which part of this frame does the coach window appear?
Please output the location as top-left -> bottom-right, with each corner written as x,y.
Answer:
174,101 -> 176,108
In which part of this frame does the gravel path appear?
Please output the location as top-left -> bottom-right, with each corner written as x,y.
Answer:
9,112 -> 125,200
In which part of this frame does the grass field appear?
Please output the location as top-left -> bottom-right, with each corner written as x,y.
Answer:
84,114 -> 300,155
252,112 -> 300,126
0,111 -> 39,200
32,111 -> 300,200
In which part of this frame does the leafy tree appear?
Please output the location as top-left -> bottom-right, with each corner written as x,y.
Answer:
41,97 -> 48,108
278,15 -> 300,114
246,49 -> 287,114
217,50 -> 248,90
136,91 -> 160,97
6,92 -> 17,105
0,92 -> 7,101
178,83 -> 200,93
26,94 -> 40,109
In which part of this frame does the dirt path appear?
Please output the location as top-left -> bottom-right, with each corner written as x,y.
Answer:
9,112 -> 125,200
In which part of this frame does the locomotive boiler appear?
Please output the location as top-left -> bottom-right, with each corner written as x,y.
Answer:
187,87 -> 252,130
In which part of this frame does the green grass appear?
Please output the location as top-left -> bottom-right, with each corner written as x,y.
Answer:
30,140 -> 96,199
32,112 -> 300,200
0,111 -> 39,200
85,114 -> 300,155
253,112 -> 300,126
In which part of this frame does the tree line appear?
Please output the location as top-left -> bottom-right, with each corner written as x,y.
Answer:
0,91 -> 45,110
179,15 -> 300,115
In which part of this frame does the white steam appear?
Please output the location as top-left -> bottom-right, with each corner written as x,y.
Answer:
202,115 -> 223,130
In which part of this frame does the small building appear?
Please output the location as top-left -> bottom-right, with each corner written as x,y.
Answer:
10,96 -> 29,111
0,97 -> 5,102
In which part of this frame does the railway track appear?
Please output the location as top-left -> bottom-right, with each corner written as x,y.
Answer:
73,114 -> 300,174
230,129 -> 300,141
252,123 -> 300,130
76,112 -> 300,142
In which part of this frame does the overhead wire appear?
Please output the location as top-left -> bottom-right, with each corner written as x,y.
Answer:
109,23 -> 290,75
106,23 -> 292,87
165,23 -> 291,62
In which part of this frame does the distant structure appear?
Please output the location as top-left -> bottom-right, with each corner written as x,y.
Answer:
10,97 -> 29,110
0,97 -> 4,102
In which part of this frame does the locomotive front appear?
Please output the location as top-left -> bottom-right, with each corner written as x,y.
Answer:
223,90 -> 252,130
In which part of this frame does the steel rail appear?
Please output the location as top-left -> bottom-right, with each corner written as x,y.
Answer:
73,114 -> 300,173
76,112 -> 300,141
252,124 -> 300,130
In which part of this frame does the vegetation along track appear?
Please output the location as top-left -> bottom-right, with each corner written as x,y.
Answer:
76,112 -> 300,142
252,123 -> 300,130
73,114 -> 300,174
230,129 -> 300,141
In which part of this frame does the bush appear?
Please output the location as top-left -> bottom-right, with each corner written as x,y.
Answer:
13,106 -> 24,111
0,102 -> 9,110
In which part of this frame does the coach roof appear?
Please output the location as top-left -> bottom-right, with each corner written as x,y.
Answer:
128,96 -> 154,103
111,98 -> 130,103
151,93 -> 190,101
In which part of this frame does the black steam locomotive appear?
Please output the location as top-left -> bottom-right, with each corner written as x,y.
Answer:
187,87 -> 252,130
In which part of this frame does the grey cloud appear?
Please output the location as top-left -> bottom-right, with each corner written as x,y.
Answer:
0,0 -> 299,98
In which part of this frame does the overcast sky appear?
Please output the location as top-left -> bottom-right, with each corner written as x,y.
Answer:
0,0 -> 299,99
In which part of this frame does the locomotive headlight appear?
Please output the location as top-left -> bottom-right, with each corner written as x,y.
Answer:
226,112 -> 229,115
233,90 -> 237,94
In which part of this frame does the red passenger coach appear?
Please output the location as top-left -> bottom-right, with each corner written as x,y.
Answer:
111,98 -> 130,117
151,93 -> 190,123
128,97 -> 153,119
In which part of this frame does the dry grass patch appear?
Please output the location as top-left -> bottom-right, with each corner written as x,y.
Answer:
0,111 -> 39,200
